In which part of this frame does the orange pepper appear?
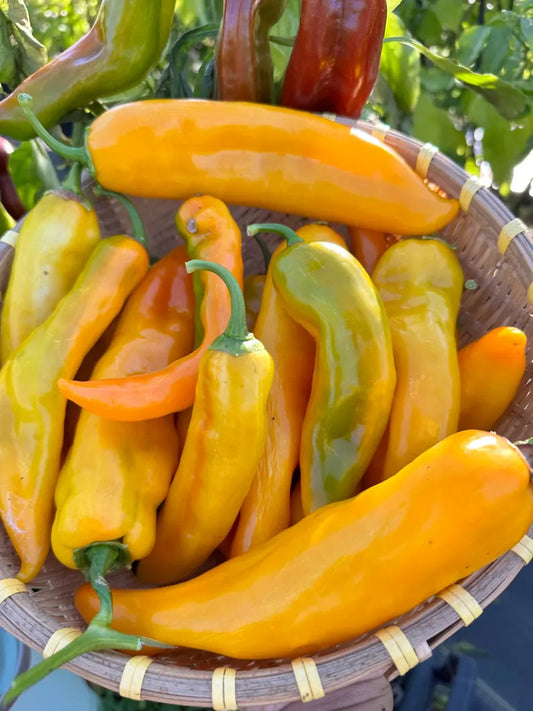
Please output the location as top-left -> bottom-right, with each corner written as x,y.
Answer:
75,430 -> 533,660
230,223 -> 346,557
57,196 -> 243,421
348,226 -> 400,275
458,326 -> 527,431
20,96 -> 459,236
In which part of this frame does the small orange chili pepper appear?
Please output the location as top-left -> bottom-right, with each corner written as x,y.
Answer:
57,196 -> 243,421
348,226 -> 400,274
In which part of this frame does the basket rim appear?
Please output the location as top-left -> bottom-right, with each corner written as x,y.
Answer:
0,114 -> 532,707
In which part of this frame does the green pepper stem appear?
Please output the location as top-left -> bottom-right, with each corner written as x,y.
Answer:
17,93 -> 89,167
186,259 -> 263,356
252,233 -> 272,271
62,162 -> 83,196
247,223 -> 304,248
1,542 -> 169,706
92,187 -> 148,249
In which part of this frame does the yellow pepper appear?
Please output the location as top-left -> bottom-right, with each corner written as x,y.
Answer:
0,235 -> 148,582
51,245 -> 195,569
366,238 -> 463,485
136,259 -> 274,585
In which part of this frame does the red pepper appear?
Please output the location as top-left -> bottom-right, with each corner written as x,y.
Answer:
281,0 -> 387,118
0,136 -> 25,220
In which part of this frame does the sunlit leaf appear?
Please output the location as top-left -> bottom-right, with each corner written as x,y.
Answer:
385,36 -> 531,120
380,13 -> 420,113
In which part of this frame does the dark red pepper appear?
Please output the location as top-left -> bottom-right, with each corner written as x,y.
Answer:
215,0 -> 288,102
280,0 -> 387,118
0,136 -> 25,220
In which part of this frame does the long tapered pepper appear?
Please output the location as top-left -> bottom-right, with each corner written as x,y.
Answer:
0,235 -> 149,582
51,245 -> 195,570
230,224 -> 347,557
0,0 -> 175,141
58,196 -> 243,421
216,0 -> 288,102
458,327 -> 527,431
136,260 -> 274,585
365,238 -> 463,487
18,95 -> 459,236
1,174 -> 101,364
249,223 -> 396,514
281,0 -> 387,118
73,431 -> 533,661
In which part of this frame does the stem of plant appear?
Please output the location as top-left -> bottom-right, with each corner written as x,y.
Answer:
1,543 -> 169,706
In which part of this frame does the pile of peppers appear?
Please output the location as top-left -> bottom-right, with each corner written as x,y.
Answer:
0,2 -> 530,703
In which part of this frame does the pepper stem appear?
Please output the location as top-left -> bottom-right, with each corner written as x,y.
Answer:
17,93 -> 89,167
252,233 -> 271,271
1,542 -> 169,707
247,222 -> 304,248
186,259 -> 263,356
92,187 -> 148,248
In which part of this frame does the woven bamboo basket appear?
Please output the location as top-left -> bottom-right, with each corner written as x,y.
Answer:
0,115 -> 532,709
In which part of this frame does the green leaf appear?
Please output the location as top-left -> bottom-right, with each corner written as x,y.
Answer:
520,16 -> 533,50
412,92 -> 466,158
0,11 -> 16,85
8,139 -> 59,211
387,0 -> 404,10
463,93 -> 533,186
455,25 -> 492,67
415,10 -> 445,47
270,0 -> 300,83
432,0 -> 464,33
380,13 -> 420,114
2,0 -> 47,77
385,36 -> 531,120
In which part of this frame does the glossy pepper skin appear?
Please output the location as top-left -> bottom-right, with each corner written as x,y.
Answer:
0,136 -> 25,219
58,196 -> 244,421
458,327 -> 527,431
136,260 -> 274,585
230,224 -> 347,557
216,0 -> 288,102
368,238 -> 463,485
251,224 -> 396,514
0,0 -> 175,141
281,0 -> 387,118
0,236 -> 149,581
22,98 -> 459,236
1,191 -> 101,364
51,246 -> 195,570
76,431 -> 533,660
348,226 -> 399,275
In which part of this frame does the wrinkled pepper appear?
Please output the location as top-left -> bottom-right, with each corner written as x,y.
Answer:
348,226 -> 399,275
249,223 -> 396,514
51,245 -> 195,570
58,195 -> 244,421
136,260 -> 274,585
74,431 -> 533,661
281,0 -> 387,118
0,235 -> 149,582
458,326 -> 527,431
365,238 -> 463,487
216,0 -> 288,102
230,223 -> 347,557
0,0 -> 175,141
19,95 -> 459,236
1,173 -> 101,364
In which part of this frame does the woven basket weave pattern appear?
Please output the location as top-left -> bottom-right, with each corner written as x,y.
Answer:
0,117 -> 532,706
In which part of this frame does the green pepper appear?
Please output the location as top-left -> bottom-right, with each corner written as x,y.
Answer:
248,223 -> 396,514
0,0 -> 175,141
